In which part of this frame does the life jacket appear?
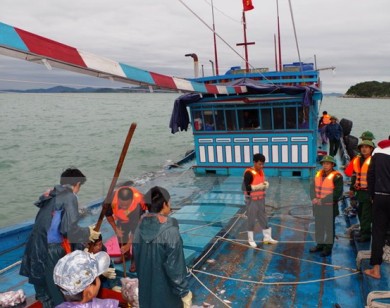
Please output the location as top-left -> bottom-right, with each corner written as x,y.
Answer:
322,114 -> 331,125
314,170 -> 340,201
244,168 -> 265,200
112,187 -> 146,222
344,155 -> 359,177
353,156 -> 371,189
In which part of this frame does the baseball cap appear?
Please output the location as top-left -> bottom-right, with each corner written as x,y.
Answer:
53,250 -> 110,295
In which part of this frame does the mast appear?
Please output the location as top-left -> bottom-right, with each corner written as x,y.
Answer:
274,34 -> 278,71
276,0 -> 282,71
211,0 -> 219,75
236,10 -> 255,72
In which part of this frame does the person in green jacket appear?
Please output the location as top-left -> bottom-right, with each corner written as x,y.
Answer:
348,140 -> 375,242
309,156 -> 344,257
133,186 -> 192,308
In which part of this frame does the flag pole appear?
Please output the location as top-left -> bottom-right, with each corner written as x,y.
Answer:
238,1 -> 255,72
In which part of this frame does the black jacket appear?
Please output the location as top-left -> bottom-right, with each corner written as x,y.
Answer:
368,148 -> 390,198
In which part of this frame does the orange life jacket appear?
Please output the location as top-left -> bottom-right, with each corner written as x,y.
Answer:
244,168 -> 265,200
314,170 -> 340,200
322,114 -> 331,125
112,187 -> 146,222
353,156 -> 371,189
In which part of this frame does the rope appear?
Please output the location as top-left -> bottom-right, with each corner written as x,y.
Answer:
269,222 -> 315,234
0,261 -> 21,275
179,215 -> 240,234
193,267 -> 359,286
177,0 -> 277,86
287,0 -> 302,68
191,209 -> 244,269
219,237 -> 359,273
190,270 -> 231,308
356,250 -> 371,271
366,291 -> 390,308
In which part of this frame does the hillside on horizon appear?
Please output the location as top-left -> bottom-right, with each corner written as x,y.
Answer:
1,85 -> 343,96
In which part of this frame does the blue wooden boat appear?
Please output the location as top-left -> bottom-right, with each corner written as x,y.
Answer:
0,8 -> 388,308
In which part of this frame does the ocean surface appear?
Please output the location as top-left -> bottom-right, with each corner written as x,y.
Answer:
0,93 -> 389,228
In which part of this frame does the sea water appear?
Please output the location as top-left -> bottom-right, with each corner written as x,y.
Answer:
0,93 -> 389,228
0,93 -> 192,228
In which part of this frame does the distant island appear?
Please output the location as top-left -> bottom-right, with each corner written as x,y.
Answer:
345,81 -> 390,98
1,85 -> 175,94
2,85 -> 345,96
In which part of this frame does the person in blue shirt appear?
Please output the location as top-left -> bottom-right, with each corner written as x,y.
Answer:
325,116 -> 343,156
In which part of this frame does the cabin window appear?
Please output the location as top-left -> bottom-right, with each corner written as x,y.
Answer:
260,108 -> 272,130
273,107 -> 285,129
215,110 -> 226,130
193,111 -> 203,131
203,110 -> 215,131
239,109 -> 259,130
298,106 -> 309,129
225,110 -> 237,131
286,107 -> 297,129
191,102 -> 308,132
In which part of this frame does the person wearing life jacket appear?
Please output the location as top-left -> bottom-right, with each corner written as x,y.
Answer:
318,111 -> 331,145
344,131 -> 376,177
347,140 -> 375,242
309,155 -> 343,257
105,186 -> 147,272
242,153 -> 277,247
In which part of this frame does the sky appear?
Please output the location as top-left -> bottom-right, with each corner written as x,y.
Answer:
0,0 -> 389,94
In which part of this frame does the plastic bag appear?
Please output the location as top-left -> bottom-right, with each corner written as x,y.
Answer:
0,290 -> 26,307
121,277 -> 139,307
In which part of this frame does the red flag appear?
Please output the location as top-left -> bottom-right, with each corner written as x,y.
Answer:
243,0 -> 254,11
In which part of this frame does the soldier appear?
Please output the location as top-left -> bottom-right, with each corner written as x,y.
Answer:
310,156 -> 343,257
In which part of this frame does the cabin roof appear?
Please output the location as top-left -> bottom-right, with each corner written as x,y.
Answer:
169,79 -> 321,134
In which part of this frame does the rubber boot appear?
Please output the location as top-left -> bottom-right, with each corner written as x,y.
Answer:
247,231 -> 257,247
263,227 -> 278,244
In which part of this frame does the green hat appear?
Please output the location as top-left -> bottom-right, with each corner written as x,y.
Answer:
360,131 -> 375,140
358,140 -> 375,149
320,155 -> 336,166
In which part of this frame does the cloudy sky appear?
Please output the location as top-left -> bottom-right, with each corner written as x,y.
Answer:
0,0 -> 389,93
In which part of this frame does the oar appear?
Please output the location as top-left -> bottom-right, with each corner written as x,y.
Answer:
89,122 -> 137,248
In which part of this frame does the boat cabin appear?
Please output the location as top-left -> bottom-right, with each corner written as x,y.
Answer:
178,66 -> 322,179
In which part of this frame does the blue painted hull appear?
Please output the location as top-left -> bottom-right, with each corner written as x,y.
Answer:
0,142 -> 385,307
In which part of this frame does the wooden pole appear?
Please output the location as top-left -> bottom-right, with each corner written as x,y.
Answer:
94,122 -> 137,232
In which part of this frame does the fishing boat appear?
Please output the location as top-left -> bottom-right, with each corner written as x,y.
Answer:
0,2 -> 388,307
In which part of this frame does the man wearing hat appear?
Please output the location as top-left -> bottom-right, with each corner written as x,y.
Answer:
325,116 -> 343,157
360,131 -> 375,141
310,155 -> 343,257
365,138 -> 390,279
53,250 -> 119,307
360,130 -> 376,148
348,140 -> 375,242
